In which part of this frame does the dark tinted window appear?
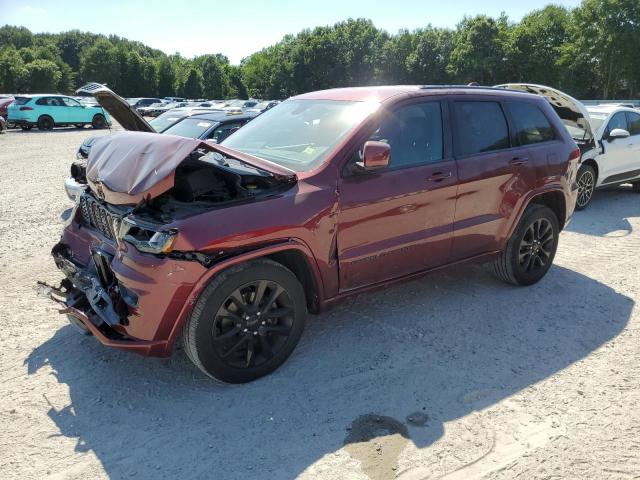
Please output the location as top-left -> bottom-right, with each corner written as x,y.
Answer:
625,112 -> 640,135
605,112 -> 627,136
13,96 -> 31,105
208,121 -> 244,143
506,101 -> 556,145
453,101 -> 509,155
369,102 -> 443,167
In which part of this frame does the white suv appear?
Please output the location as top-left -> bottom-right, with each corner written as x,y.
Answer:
576,105 -> 640,208
496,84 -> 640,209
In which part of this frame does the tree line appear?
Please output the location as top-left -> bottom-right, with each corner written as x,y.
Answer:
1,0 -> 639,100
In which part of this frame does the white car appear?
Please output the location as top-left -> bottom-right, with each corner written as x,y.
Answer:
496,84 -> 640,209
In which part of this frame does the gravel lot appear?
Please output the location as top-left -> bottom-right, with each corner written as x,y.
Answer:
1,127 -> 639,480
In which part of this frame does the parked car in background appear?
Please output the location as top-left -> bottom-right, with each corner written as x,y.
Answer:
0,96 -> 14,122
7,95 -> 110,130
246,100 -> 280,113
164,96 -> 186,102
497,84 -> 640,209
127,97 -> 162,109
50,85 -> 578,383
73,84 -> 256,162
138,101 -> 188,117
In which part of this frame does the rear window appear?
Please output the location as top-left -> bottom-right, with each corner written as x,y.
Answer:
13,97 -> 31,105
453,101 -> 510,156
506,101 -> 556,145
162,117 -> 219,138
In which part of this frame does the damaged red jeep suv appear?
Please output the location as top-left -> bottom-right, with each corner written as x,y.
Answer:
50,85 -> 580,383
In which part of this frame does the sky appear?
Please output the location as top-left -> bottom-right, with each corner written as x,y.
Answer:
0,0 -> 583,64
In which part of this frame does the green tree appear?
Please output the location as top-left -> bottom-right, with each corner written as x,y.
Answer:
22,59 -> 62,92
182,68 -> 203,98
157,57 -> 176,97
448,15 -> 509,84
79,39 -> 117,87
564,0 -> 640,98
0,46 -> 27,92
406,27 -> 453,84
507,6 -> 571,87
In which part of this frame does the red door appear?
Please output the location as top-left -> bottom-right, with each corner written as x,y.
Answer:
449,98 -> 538,260
337,100 -> 458,291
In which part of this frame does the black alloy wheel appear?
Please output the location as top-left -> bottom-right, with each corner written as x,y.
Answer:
211,280 -> 295,369
183,259 -> 307,383
518,218 -> 554,273
576,165 -> 596,210
38,116 -> 53,130
493,205 -> 559,286
92,114 -> 106,129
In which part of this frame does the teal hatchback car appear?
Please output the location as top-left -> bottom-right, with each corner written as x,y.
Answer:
8,95 -> 111,130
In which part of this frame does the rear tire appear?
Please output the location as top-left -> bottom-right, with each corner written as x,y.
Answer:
575,164 -> 596,210
183,259 -> 307,383
493,205 -> 559,286
37,115 -> 54,130
91,114 -> 106,129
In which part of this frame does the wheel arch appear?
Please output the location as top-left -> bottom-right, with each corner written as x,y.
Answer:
528,190 -> 566,231
38,114 -> 54,126
580,158 -> 599,183
164,240 -> 324,355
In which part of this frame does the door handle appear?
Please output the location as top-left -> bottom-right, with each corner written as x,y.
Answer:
509,156 -> 529,166
427,171 -> 452,182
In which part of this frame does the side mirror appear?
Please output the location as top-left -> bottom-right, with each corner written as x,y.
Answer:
361,141 -> 390,170
608,128 -> 630,141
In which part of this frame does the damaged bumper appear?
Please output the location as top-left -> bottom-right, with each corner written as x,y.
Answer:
47,218 -> 207,357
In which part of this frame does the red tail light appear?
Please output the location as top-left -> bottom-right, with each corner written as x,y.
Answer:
19,106 -> 33,111
568,147 -> 580,161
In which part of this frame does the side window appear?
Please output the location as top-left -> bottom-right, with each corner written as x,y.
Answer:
506,101 -> 556,145
453,101 -> 509,156
209,122 -> 243,143
605,112 -> 628,136
368,101 -> 443,168
62,97 -> 81,107
47,97 -> 63,107
625,112 -> 640,136
35,97 -> 48,106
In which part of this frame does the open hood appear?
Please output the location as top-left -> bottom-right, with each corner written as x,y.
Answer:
76,83 -> 155,133
86,131 -> 297,205
494,83 -> 594,141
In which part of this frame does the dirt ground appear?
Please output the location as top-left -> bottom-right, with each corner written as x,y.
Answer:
0,126 -> 639,480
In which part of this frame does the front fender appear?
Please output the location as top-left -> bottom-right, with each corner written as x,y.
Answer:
163,238 -> 323,355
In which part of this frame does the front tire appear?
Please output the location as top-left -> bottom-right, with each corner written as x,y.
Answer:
183,259 -> 307,383
91,114 -> 106,129
575,165 -> 596,210
37,115 -> 54,130
493,205 -> 559,286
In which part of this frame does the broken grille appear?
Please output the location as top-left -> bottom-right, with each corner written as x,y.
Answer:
78,194 -> 121,241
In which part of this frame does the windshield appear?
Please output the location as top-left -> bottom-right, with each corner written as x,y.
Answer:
126,98 -> 140,105
222,99 -> 378,172
149,111 -> 187,132
162,117 -> 219,138
588,112 -> 608,132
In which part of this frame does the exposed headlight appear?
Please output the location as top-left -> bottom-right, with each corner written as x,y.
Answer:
64,176 -> 87,202
118,217 -> 178,254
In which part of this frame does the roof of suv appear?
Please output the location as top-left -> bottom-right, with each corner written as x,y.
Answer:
294,85 -> 538,102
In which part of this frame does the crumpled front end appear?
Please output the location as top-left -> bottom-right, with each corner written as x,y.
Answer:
48,199 -> 207,357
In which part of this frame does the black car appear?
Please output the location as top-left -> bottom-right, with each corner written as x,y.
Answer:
127,97 -> 162,109
75,84 -> 258,159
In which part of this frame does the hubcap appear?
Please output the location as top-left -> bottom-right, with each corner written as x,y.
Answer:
577,170 -> 594,207
518,218 -> 554,273
211,280 -> 294,369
